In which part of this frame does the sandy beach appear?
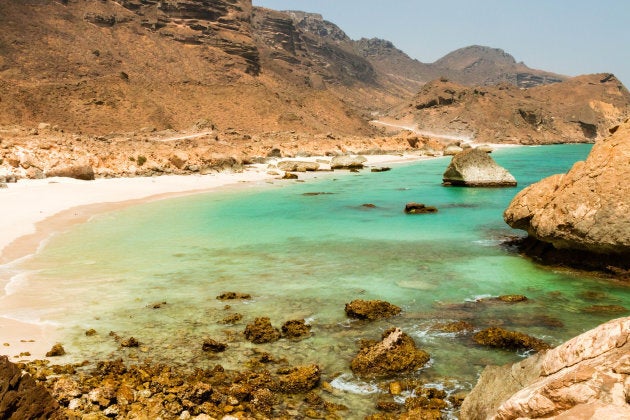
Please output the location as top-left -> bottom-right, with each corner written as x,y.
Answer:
0,153 -> 432,360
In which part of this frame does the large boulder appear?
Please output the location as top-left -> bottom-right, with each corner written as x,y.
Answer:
504,120 -> 630,268
350,328 -> 430,378
45,164 -> 95,180
345,299 -> 401,320
442,148 -> 516,187
0,356 -> 63,419
330,155 -> 367,169
460,316 -> 630,419
277,160 -> 320,172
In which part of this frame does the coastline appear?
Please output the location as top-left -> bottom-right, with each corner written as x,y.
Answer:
0,153 -> 435,360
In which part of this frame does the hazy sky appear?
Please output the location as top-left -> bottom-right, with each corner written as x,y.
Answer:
253,0 -> 630,87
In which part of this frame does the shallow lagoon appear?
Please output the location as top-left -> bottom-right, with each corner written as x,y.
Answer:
4,144 -> 630,417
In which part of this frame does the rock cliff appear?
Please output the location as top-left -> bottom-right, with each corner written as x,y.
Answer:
460,316 -> 630,419
504,119 -> 630,269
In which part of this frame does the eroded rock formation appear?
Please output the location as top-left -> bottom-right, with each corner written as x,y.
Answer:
504,119 -> 630,269
460,316 -> 630,419
443,148 -> 517,187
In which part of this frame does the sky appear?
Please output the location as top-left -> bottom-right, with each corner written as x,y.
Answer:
253,0 -> 630,87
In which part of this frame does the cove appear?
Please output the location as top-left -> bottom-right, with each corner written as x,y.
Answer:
4,143 -> 630,416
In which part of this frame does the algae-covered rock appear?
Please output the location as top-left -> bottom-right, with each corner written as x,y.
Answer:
345,299 -> 401,321
244,317 -> 281,344
272,364 -> 321,393
216,292 -> 251,300
281,319 -> 311,339
350,328 -> 430,377
472,327 -> 550,352
45,343 -> 66,357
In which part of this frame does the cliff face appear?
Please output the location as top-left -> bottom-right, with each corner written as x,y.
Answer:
461,316 -> 630,419
503,119 -> 630,268
389,74 -> 630,144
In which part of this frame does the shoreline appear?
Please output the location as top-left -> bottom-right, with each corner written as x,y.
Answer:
0,152 -> 437,360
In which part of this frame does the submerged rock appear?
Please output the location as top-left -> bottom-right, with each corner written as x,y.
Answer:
461,316 -> 630,419
442,148 -> 517,187
431,320 -> 474,333
244,317 -> 281,344
281,319 -> 311,339
202,338 -> 228,352
504,120 -> 630,270
216,292 -> 251,300
472,327 -> 550,352
404,202 -> 438,214
350,328 -> 430,378
345,299 -> 401,320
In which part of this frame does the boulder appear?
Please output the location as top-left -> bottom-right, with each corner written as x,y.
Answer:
442,148 -> 516,187
272,364 -> 321,393
404,202 -> 438,214
0,356 -> 63,419
461,317 -> 630,419
202,338 -> 228,352
345,299 -> 401,320
282,172 -> 298,179
45,343 -> 66,357
281,319 -> 311,339
277,160 -> 320,172
472,327 -> 550,352
504,120 -> 630,268
244,317 -> 281,344
330,155 -> 367,169
350,327 -> 430,377
45,164 -> 95,180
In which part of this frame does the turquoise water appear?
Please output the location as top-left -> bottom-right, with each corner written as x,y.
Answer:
3,144 -> 630,416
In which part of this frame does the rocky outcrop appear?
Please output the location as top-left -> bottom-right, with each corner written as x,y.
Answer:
45,164 -> 95,181
277,160 -> 320,172
344,299 -> 401,320
350,328 -> 430,378
330,155 -> 367,169
460,316 -> 630,419
443,148 -> 517,187
244,317 -> 281,343
472,327 -> 550,352
0,356 -> 63,419
504,120 -> 630,269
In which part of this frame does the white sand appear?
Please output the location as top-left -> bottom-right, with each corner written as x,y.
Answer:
0,153 -> 432,359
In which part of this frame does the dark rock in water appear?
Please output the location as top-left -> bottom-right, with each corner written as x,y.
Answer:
302,192 -> 334,196
0,356 -> 63,419
473,327 -> 550,352
120,337 -> 140,348
431,320 -> 474,333
281,319 -> 311,339
244,317 -> 281,344
582,304 -> 627,314
371,167 -> 391,172
272,364 -> 321,393
45,343 -> 66,357
85,328 -> 97,336
202,338 -> 228,352
362,203 -> 376,208
216,292 -> 251,300
349,168 -> 360,173
350,327 -> 430,378
219,313 -> 243,324
45,164 -> 95,181
149,301 -> 167,309
497,294 -> 528,303
282,172 -> 298,179
345,299 -> 401,320
442,148 -> 516,187
404,202 -> 438,214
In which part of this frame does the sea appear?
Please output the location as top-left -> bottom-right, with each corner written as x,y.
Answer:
2,143 -> 629,417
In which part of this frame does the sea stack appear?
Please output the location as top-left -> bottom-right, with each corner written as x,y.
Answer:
442,148 -> 517,187
504,119 -> 630,269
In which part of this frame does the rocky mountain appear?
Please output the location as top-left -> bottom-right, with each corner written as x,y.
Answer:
0,0 -> 580,139
386,73 -> 630,144
504,118 -> 630,270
